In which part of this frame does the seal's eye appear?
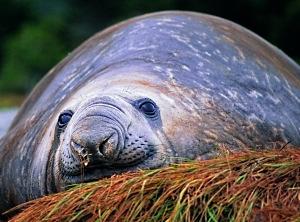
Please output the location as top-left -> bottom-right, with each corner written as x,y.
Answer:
58,110 -> 73,128
140,102 -> 156,115
138,99 -> 158,117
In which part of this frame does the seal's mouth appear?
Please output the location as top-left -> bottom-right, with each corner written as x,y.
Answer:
61,151 -> 162,186
61,135 -> 160,187
70,139 -> 152,169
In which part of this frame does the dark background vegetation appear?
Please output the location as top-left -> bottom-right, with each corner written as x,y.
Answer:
0,0 -> 299,96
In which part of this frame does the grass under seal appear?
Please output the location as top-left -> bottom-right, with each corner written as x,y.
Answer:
6,148 -> 300,222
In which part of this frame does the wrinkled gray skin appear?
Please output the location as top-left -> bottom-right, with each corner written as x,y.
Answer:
1,11 -> 300,214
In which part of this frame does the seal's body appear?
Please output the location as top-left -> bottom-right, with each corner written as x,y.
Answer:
1,11 -> 300,213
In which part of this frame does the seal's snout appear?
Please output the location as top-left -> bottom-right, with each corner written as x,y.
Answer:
71,129 -> 120,166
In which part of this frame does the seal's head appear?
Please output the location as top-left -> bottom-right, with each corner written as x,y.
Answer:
50,70 -> 201,191
54,95 -> 165,187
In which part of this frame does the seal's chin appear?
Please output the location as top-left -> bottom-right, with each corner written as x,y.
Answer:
59,152 -> 165,186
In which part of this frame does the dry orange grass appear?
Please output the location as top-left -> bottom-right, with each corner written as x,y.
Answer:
6,148 -> 300,222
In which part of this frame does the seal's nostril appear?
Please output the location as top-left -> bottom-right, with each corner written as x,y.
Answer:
71,129 -> 121,164
98,136 -> 116,160
70,139 -> 90,166
98,142 -> 105,157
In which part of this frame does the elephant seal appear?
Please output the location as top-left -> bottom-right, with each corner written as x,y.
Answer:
1,11 -> 300,214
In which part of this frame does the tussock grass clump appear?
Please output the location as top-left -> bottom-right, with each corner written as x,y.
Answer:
8,148 -> 300,222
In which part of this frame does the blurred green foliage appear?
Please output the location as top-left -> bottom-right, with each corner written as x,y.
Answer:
0,0 -> 299,95
0,19 -> 66,93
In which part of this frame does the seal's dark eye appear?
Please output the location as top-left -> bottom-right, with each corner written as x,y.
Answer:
58,111 -> 73,128
139,100 -> 157,116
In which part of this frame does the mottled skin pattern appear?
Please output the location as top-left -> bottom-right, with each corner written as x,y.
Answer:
1,11 -> 300,214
